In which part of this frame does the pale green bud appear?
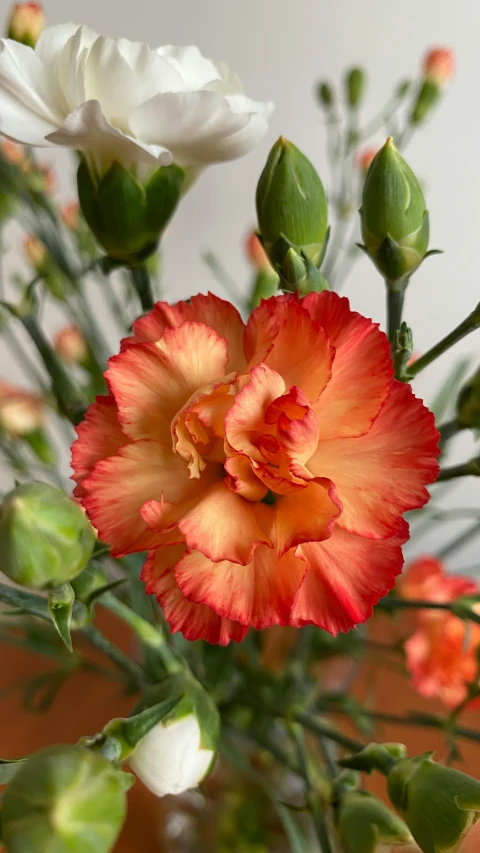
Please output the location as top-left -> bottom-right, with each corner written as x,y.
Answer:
387,754 -> 480,853
360,137 -> 429,283
256,137 -> 329,270
345,67 -> 366,107
0,482 -> 95,589
1,745 -> 127,853
317,81 -> 335,108
337,791 -> 414,853
456,367 -> 480,428
129,673 -> 220,797
77,159 -> 184,265
411,80 -> 441,125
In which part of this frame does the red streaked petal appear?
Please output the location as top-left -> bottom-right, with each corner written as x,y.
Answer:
303,290 -> 393,438
309,382 -> 439,539
291,522 -> 408,634
71,394 -> 127,498
175,540 -> 307,629
141,546 -> 248,645
122,292 -> 246,372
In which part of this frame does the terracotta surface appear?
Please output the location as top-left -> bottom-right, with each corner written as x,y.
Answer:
1,610 -> 479,851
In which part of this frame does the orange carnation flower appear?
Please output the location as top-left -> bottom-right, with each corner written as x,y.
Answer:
401,557 -> 480,708
72,292 -> 439,645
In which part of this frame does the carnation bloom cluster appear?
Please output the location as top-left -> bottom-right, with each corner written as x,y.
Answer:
72,291 -> 439,645
0,23 -> 272,176
400,557 -> 480,708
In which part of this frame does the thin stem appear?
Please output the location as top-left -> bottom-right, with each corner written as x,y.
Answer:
20,314 -> 87,425
439,419 -> 464,444
377,597 -> 451,614
437,519 -> 480,559
408,303 -> 480,378
129,265 -> 154,313
387,285 -> 405,346
289,722 -> 334,853
322,705 -> 480,746
437,462 -> 478,482
293,711 -> 365,753
82,624 -> 146,689
100,592 -> 183,674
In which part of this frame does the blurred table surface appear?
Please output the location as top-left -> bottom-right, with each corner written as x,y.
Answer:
0,610 -> 479,851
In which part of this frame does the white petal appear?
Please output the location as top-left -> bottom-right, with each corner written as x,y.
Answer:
0,39 -> 62,144
35,23 -> 96,66
157,44 -> 220,90
129,714 -> 214,797
131,89 -> 271,166
45,99 -> 172,172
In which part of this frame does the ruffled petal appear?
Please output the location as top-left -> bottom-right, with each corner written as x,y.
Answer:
0,39 -> 62,144
246,297 -> 334,403
224,454 -> 268,501
123,293 -> 246,372
81,440 -> 202,556
225,363 -> 286,461
275,480 -> 341,557
107,322 -> 229,443
302,291 -> 393,439
130,89 -> 269,167
71,394 -> 127,499
141,546 -> 248,645
175,537 -> 307,629
309,382 -> 439,538
178,481 -> 273,564
46,99 -> 172,173
291,523 -> 409,634
156,45 -> 220,90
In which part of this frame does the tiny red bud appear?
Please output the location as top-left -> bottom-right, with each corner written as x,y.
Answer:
61,201 -> 80,231
7,3 -> 45,47
357,146 -> 378,173
245,231 -> 272,272
54,325 -> 89,364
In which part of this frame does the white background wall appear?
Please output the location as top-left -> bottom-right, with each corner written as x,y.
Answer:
2,0 -> 480,569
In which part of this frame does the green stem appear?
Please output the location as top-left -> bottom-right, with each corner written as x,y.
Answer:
439,419 -> 464,445
377,597 -> 451,614
437,519 -> 480,559
387,284 -> 406,346
408,302 -> 480,378
293,711 -> 365,753
436,462 -> 478,482
0,582 -> 49,621
20,314 -> 87,425
321,705 -> 480,746
289,722 -> 334,853
129,265 -> 154,313
100,592 -> 183,674
82,625 -> 146,689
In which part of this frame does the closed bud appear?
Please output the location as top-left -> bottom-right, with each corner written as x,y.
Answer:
6,3 -> 45,48
54,325 -> 89,365
424,47 -> 455,86
345,67 -> 366,107
0,482 -> 95,590
0,379 -> 44,437
129,673 -> 220,797
281,246 -> 329,295
456,366 -> 480,428
387,754 -> 480,853
256,137 -> 329,270
337,790 -> 414,853
77,158 -> 184,264
317,81 -> 335,108
1,744 -> 127,853
360,137 -> 429,283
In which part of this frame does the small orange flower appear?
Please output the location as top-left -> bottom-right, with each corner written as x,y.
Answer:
24,235 -> 46,269
37,162 -> 55,195
357,147 -> 378,173
423,47 -> 455,86
0,379 -> 44,436
401,557 -> 480,708
1,139 -> 25,167
72,292 -> 439,645
61,202 -> 80,231
245,231 -> 272,272
7,3 -> 45,47
54,325 -> 88,365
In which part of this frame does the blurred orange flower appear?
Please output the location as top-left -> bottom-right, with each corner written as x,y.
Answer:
54,325 -> 88,365
357,147 -> 378,172
423,47 -> 455,86
0,379 -> 44,436
61,202 -> 80,231
245,231 -> 272,272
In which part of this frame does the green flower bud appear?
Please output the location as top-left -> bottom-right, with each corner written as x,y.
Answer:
387,754 -> 480,853
360,137 -> 429,283
129,673 -> 220,797
77,159 -> 185,265
411,80 -> 441,125
337,791 -> 414,853
345,67 -> 366,107
0,482 -> 95,589
281,247 -> 329,296
456,367 -> 480,428
1,745 -> 127,853
317,81 -> 335,108
256,137 -> 329,270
